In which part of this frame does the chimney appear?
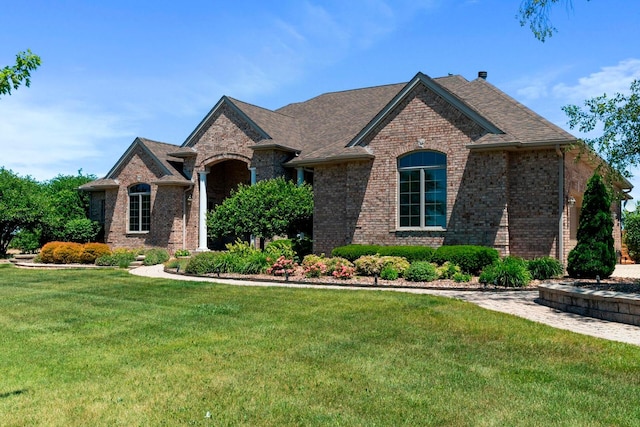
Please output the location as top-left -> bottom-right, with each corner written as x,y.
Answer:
478,71 -> 487,80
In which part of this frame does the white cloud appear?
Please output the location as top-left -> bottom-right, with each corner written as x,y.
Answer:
553,58 -> 640,102
0,93 -> 133,180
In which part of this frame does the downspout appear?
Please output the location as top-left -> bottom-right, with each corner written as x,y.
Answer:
183,184 -> 194,250
555,145 -> 564,263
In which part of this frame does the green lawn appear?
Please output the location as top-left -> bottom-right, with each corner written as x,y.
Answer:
1,264 -> 639,426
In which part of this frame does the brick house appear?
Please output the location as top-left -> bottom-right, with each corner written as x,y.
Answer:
80,71 -> 631,265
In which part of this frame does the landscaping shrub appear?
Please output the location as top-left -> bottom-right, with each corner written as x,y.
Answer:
377,246 -> 435,263
95,249 -> 137,268
567,173 -> 616,279
52,242 -> 83,263
479,257 -> 531,287
354,255 -> 410,276
325,257 -> 354,276
302,254 -> 327,278
225,239 -> 257,257
527,256 -> 563,280
62,218 -> 101,243
404,261 -> 438,282
265,239 -> 296,260
184,252 -> 219,275
291,235 -> 313,259
79,243 -> 111,264
267,256 -> 297,276
436,261 -> 461,279
380,265 -> 399,280
40,241 -> 65,263
212,251 -> 242,273
237,251 -> 269,274
452,272 -> 472,283
174,249 -> 191,257
332,263 -> 356,280
432,245 -> 499,275
332,244 -> 434,262
142,248 -> 170,266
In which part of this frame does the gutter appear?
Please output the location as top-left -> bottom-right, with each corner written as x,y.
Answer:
555,145 -> 565,264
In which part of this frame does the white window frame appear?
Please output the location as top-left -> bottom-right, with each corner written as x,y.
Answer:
397,152 -> 447,230
128,183 -> 151,233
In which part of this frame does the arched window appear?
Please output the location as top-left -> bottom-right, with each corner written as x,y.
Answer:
129,183 -> 151,232
398,151 -> 447,228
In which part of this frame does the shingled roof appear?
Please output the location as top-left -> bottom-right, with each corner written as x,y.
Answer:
84,71 -> 582,190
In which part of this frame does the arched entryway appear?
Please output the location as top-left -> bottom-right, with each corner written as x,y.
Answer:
204,158 -> 251,250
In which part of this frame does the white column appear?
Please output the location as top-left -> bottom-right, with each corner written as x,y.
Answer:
249,167 -> 257,185
197,171 -> 209,251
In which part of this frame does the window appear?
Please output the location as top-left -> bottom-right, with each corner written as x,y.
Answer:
398,151 -> 446,228
129,183 -> 151,232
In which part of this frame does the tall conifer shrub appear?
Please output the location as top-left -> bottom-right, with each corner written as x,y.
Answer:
566,173 -> 616,278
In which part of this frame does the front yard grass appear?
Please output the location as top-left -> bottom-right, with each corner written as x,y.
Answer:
1,264 -> 639,426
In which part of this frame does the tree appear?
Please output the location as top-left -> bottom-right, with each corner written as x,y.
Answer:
517,0 -> 589,42
623,208 -> 640,262
562,80 -> 640,177
39,171 -> 98,244
207,177 -> 313,241
0,168 -> 46,257
567,173 -> 616,278
0,50 -> 41,97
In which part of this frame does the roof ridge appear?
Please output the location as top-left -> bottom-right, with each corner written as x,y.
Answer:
228,96 -> 297,120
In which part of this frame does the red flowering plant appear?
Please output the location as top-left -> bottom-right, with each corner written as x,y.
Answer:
267,255 -> 297,276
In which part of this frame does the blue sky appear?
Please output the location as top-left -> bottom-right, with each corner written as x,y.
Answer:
2,0 -> 640,199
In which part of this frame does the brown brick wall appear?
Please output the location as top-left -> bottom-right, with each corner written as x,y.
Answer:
104,146 -> 187,253
507,149 -> 560,260
313,85 -> 515,255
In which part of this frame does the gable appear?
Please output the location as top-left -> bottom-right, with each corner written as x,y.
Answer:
348,72 -> 503,148
182,96 -> 270,148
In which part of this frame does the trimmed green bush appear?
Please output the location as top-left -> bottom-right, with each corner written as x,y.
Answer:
332,244 -> 434,262
184,252 -> 219,275
380,265 -> 399,280
404,261 -> 438,282
452,272 -> 472,283
479,257 -> 531,288
527,256 -> 563,280
142,248 -> 170,266
432,245 -> 499,275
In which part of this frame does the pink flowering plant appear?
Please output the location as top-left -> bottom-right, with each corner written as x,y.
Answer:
332,264 -> 356,280
267,255 -> 297,276
302,254 -> 327,278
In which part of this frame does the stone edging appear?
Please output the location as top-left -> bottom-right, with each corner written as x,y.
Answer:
537,284 -> 640,326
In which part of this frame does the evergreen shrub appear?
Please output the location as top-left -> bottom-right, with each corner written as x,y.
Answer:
79,243 -> 111,264
567,173 -> 616,279
432,245 -> 499,275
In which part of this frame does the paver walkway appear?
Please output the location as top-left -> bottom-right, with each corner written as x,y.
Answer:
131,264 -> 640,347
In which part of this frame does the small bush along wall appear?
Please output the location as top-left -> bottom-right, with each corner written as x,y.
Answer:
331,245 -> 434,262
432,245 -> 499,275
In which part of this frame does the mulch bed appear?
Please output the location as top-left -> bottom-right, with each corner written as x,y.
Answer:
169,266 -> 640,293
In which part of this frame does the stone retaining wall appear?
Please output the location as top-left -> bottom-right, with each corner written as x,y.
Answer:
538,284 -> 640,326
